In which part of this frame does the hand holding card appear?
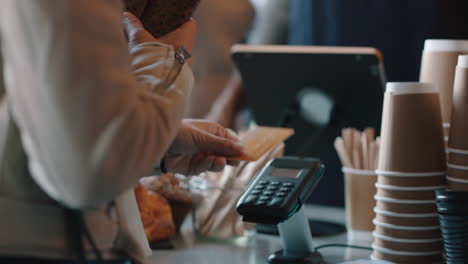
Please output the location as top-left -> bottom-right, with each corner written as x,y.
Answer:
230,126 -> 295,161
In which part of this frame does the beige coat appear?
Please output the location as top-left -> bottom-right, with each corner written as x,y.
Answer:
0,0 -> 193,261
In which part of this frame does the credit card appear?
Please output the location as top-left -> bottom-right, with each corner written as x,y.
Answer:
230,126 -> 294,161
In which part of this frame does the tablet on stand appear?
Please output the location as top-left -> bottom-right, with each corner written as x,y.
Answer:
232,44 -> 385,237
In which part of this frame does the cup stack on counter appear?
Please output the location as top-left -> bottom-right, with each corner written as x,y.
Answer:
435,55 -> 468,263
334,128 -> 379,242
371,82 -> 447,264
446,55 -> 468,191
420,39 -> 468,143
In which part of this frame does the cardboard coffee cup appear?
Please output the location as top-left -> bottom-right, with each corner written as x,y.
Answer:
343,168 -> 377,232
375,196 -> 436,214
372,246 -> 442,263
420,39 -> 468,126
373,220 -> 441,239
374,208 -> 439,226
448,55 -> 468,150
373,233 -> 442,252
377,172 -> 446,187
448,150 -> 468,166
378,83 -> 446,172
447,164 -> 468,180
375,183 -> 441,200
447,177 -> 468,191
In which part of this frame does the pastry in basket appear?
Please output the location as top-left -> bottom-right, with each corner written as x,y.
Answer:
124,0 -> 201,38
134,184 -> 176,242
140,173 -> 193,230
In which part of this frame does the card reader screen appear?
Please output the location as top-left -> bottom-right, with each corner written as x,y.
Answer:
271,168 -> 301,178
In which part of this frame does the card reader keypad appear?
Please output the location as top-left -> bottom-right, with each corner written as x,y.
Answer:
236,158 -> 324,225
244,180 -> 295,207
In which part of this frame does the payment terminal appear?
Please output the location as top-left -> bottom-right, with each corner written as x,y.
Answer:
237,156 -> 325,264
237,156 -> 324,225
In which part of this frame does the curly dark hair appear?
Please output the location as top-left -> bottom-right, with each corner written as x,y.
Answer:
124,0 -> 200,38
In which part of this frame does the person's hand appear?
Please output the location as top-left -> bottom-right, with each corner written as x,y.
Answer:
123,12 -> 197,54
164,119 -> 244,175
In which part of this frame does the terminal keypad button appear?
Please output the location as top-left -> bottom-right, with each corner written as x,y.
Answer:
258,180 -> 269,185
245,195 -> 258,204
276,192 -> 287,197
255,185 -> 266,191
251,190 -> 262,195
269,198 -> 284,207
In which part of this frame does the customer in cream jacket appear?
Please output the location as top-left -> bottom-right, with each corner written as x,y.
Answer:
0,1 -> 243,263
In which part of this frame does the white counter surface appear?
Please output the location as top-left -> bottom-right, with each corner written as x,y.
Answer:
145,205 -> 373,264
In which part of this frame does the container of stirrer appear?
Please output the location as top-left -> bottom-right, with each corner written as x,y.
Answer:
335,128 -> 379,242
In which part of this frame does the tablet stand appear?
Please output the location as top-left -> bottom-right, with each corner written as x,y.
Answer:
267,207 -> 324,264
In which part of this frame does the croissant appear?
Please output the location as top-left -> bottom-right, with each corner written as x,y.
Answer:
134,184 -> 176,242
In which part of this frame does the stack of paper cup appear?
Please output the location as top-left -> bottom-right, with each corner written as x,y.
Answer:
420,39 -> 468,141
447,55 -> 468,191
372,82 -> 446,263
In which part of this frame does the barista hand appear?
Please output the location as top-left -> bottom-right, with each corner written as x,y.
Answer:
164,119 -> 244,175
123,12 -> 197,54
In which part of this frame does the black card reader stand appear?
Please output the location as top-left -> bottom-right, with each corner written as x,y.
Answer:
255,102 -> 346,239
267,206 -> 324,264
236,157 -> 329,263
